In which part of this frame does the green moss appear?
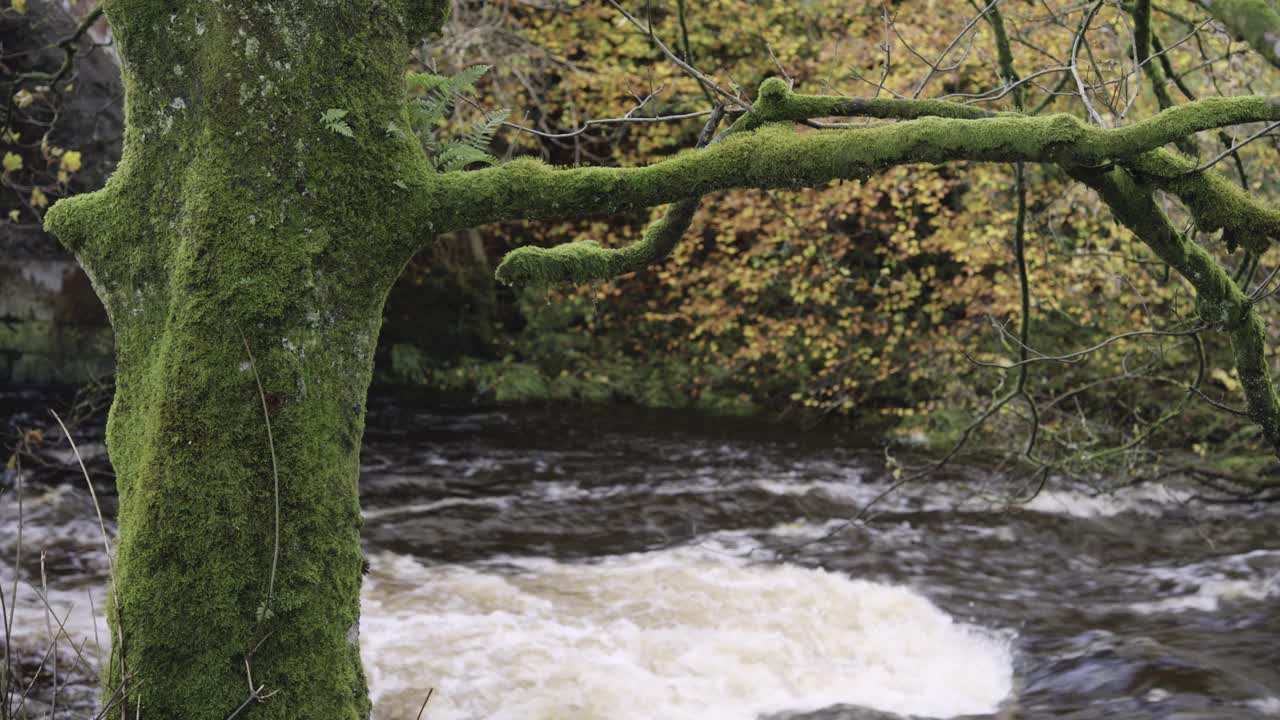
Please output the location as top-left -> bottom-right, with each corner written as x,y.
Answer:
41,0 -> 456,716
496,241 -> 616,285
1125,148 -> 1280,254
495,198 -> 701,286
434,90 -> 1280,239
493,363 -> 551,402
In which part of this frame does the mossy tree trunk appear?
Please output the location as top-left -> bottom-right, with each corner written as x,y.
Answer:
42,0 -> 1280,716
45,0 -> 447,716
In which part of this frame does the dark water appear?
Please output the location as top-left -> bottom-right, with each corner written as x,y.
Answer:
3,387 -> 1279,719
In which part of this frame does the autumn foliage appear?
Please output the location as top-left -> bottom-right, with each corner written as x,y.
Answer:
375,0 -> 1280,471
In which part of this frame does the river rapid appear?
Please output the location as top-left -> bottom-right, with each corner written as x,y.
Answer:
2,387 -> 1278,719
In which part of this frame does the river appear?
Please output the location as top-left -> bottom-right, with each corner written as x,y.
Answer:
2,387 -> 1278,719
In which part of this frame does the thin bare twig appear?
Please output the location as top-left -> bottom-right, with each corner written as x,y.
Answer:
500,109 -> 718,139
240,333 -> 281,614
1189,121 -> 1280,175
416,687 -> 435,720
605,0 -> 750,111
1070,1 -> 1109,126
48,410 -> 125,709
912,0 -> 1004,98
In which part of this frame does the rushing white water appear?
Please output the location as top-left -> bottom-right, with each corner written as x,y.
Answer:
360,547 -> 1014,720
1129,549 -> 1280,614
1019,484 -> 1191,518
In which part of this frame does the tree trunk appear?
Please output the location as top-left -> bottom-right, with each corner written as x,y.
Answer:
44,1 -> 447,716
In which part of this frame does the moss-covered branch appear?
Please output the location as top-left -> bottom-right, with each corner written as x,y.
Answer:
730,77 -> 999,131
978,1 -> 1023,111
455,80 -> 1280,458
1130,1 -> 1201,155
495,106 -> 727,285
1071,165 -> 1280,461
426,88 -> 1280,239
494,199 -> 700,285
1123,149 -> 1280,253
1197,0 -> 1280,71
490,79 -> 1004,285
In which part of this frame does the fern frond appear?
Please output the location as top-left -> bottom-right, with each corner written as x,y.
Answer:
448,64 -> 492,94
407,65 -> 504,172
405,71 -> 449,96
407,65 -> 493,135
460,109 -> 510,152
434,143 -> 499,172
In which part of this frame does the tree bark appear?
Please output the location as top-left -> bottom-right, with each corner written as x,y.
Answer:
44,0 -> 446,716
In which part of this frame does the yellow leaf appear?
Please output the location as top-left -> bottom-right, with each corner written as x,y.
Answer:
2,152 -> 21,173
1210,368 -> 1241,393
13,89 -> 33,108
61,150 -> 82,173
7,209 -> 18,223
12,0 -> 25,12
30,187 -> 47,208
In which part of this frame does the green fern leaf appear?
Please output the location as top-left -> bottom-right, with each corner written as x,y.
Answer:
460,108 -> 510,152
435,143 -> 498,172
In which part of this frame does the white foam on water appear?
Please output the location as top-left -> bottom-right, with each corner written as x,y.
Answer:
0,568 -> 110,670
360,547 -> 1014,720
1017,484 -> 1189,518
1127,550 -> 1280,614
0,484 -> 113,665
1247,696 -> 1280,716
362,496 -> 512,521
752,477 -> 886,508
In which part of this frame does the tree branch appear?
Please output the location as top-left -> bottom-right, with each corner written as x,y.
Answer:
424,86 -> 1280,239
496,106 -> 726,285
1123,148 -> 1280,254
1196,0 -> 1280,71
12,6 -> 104,85
1070,164 -> 1280,457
